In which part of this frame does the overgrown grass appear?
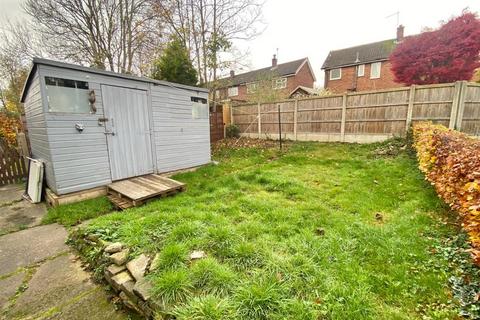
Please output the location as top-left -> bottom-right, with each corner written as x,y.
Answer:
81,140 -> 465,319
43,196 -> 113,226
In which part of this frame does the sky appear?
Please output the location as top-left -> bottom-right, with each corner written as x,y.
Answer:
2,0 -> 480,87
235,0 -> 480,87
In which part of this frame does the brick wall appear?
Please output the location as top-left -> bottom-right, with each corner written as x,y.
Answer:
324,61 -> 404,93
216,61 -> 315,102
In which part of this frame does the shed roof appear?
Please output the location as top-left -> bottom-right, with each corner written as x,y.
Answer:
20,58 -> 208,102
217,58 -> 314,87
321,39 -> 397,70
289,85 -> 319,96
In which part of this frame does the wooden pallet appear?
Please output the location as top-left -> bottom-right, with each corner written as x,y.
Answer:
107,174 -> 186,210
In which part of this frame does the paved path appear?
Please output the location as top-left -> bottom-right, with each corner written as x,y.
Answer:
0,185 -> 133,320
0,185 -> 46,236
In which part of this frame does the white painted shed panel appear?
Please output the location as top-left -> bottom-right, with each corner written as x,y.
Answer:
102,85 -> 153,180
150,84 -> 211,172
22,59 -> 211,196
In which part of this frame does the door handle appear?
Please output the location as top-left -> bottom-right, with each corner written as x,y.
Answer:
104,131 -> 115,136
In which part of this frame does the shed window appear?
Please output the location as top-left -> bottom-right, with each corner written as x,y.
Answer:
329,68 -> 341,80
45,76 -> 90,113
192,97 -> 208,119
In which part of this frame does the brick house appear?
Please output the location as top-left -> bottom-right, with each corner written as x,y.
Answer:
215,56 -> 316,102
322,26 -> 406,93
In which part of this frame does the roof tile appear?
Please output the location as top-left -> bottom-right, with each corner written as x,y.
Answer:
218,58 -> 307,87
322,39 -> 397,69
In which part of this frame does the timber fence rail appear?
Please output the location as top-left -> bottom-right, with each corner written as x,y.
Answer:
230,81 -> 480,143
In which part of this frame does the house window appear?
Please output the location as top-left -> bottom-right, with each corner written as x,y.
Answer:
370,62 -> 381,79
191,97 -> 208,119
228,86 -> 238,97
272,78 -> 287,90
329,68 -> 341,80
246,82 -> 258,93
357,64 -> 365,77
45,76 -> 90,113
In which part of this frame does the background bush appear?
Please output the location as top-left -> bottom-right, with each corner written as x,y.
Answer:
414,122 -> 480,263
226,124 -> 240,138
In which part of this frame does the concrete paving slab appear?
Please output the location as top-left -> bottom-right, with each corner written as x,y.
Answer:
0,200 -> 46,235
0,271 -> 25,309
45,287 -> 130,320
6,254 -> 94,319
4,254 -> 131,320
0,184 -> 24,206
0,224 -> 68,276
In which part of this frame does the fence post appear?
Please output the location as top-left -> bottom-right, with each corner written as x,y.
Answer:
257,103 -> 261,138
340,94 -> 347,142
454,81 -> 467,131
449,82 -> 462,129
16,132 -> 30,169
293,99 -> 298,140
406,85 -> 416,132
230,104 -> 234,125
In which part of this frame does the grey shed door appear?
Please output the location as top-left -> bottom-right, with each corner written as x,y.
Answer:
102,85 -> 153,181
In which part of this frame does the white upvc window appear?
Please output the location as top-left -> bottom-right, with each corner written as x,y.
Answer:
357,64 -> 365,77
228,86 -> 238,97
246,82 -> 258,93
272,77 -> 287,90
329,68 -> 341,80
370,62 -> 382,79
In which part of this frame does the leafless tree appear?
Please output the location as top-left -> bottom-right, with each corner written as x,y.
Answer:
152,0 -> 264,87
24,0 -> 165,74
0,20 -> 43,113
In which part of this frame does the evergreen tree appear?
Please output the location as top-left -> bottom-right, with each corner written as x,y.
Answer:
152,37 -> 198,86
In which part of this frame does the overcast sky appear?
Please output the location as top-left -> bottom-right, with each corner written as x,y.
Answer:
2,0 -> 480,87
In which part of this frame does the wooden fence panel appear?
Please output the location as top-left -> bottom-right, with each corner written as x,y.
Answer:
297,96 -> 343,135
232,104 -> 258,134
410,84 -> 455,128
260,102 -> 295,135
462,83 -> 480,136
345,89 -> 408,135
0,141 -> 27,185
231,81 -> 480,143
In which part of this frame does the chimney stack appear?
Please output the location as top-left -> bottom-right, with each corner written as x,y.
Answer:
396,25 -> 404,42
230,70 -> 235,78
272,54 -> 278,67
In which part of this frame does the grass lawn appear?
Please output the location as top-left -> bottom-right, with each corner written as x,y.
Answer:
73,140 -> 464,319
43,196 -> 113,226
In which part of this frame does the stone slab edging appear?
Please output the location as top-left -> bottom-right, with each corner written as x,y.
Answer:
69,230 -> 207,318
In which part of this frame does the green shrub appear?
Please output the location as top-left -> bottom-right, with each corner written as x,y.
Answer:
226,124 -> 240,138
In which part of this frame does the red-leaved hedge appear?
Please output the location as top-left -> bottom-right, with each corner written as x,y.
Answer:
414,123 -> 480,263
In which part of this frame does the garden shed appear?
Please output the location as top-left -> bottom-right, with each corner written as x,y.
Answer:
20,58 -> 211,196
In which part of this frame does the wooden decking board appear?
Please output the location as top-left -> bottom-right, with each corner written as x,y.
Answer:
144,175 -> 182,188
109,180 -> 152,199
135,176 -> 169,190
107,174 -> 186,209
131,177 -> 165,193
